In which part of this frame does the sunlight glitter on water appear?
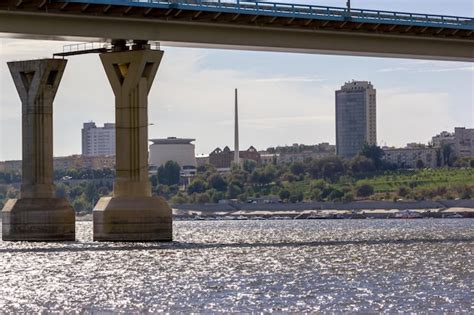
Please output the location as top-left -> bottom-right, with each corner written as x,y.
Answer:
0,219 -> 473,312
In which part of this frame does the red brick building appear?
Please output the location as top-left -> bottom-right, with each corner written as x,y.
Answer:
209,146 -> 260,168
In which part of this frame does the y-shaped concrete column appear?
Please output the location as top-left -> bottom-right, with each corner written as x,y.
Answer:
93,48 -> 172,241
2,59 -> 75,241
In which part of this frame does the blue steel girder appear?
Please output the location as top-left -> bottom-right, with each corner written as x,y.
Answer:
54,0 -> 474,30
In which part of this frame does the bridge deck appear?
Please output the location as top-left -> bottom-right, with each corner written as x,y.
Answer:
3,0 -> 473,40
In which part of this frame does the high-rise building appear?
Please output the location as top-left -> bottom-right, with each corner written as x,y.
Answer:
81,122 -> 116,156
335,80 -> 377,158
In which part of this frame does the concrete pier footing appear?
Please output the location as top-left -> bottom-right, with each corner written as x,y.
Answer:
93,49 -> 172,241
93,197 -> 172,241
2,198 -> 75,241
2,59 -> 75,241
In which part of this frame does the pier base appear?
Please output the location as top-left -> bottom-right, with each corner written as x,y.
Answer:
2,198 -> 75,241
93,197 -> 172,241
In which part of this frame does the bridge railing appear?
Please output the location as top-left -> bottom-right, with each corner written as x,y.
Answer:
57,0 -> 474,29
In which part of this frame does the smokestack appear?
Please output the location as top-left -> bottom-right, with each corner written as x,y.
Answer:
234,88 -> 240,166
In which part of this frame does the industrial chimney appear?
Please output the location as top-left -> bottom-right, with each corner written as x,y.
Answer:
234,88 -> 240,167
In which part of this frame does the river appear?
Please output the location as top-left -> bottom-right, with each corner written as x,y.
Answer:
0,219 -> 473,312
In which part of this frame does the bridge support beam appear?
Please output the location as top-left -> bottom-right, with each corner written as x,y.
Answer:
2,59 -> 75,241
93,48 -> 172,241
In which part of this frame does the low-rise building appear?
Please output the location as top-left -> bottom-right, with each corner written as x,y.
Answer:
383,147 -> 437,169
432,131 -> 455,148
265,142 -> 336,165
0,160 -> 22,173
195,154 -> 210,167
259,153 -> 278,166
0,155 -> 116,173
277,151 -> 334,165
209,146 -> 260,169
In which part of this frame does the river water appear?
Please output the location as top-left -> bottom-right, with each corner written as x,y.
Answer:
0,219 -> 473,312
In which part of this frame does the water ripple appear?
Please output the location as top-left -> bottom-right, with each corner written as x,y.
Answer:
0,219 -> 473,312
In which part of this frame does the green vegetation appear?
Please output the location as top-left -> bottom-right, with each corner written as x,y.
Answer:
157,160 -> 180,186
1,145 -> 473,212
154,149 -> 474,205
0,169 -> 114,214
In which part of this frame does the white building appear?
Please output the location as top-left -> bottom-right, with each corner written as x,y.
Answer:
432,131 -> 455,148
149,137 -> 196,169
431,127 -> 474,159
454,127 -> 474,158
383,147 -> 437,169
81,122 -> 115,157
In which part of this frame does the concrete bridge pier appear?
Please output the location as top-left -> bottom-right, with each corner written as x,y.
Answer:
2,59 -> 75,241
93,47 -> 172,241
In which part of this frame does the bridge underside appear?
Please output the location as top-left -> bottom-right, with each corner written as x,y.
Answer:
0,1 -> 473,61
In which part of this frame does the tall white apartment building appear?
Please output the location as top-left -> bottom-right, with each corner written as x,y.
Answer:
81,122 -> 116,156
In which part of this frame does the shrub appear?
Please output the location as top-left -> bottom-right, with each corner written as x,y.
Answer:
279,189 -> 291,200
328,189 -> 344,201
342,192 -> 354,202
356,184 -> 374,197
398,186 -> 410,197
195,193 -> 211,204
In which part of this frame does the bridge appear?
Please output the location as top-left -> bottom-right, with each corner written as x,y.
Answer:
1,1 -> 473,242
0,0 -> 473,61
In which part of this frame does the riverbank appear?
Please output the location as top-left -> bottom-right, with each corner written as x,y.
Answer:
173,199 -> 474,220
75,199 -> 474,221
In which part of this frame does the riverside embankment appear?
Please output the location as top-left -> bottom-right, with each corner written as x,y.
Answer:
171,199 -> 474,219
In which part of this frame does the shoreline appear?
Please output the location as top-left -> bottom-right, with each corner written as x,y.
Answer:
75,206 -> 474,221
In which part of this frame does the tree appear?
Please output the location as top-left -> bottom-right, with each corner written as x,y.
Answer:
320,156 -> 346,181
289,162 -> 305,176
442,144 -> 454,166
416,159 -> 425,169
436,149 -> 443,167
210,191 -> 225,203
150,174 -> 158,187
351,155 -> 376,173
72,197 -> 89,214
289,192 -> 304,203
170,193 -> 189,205
243,159 -> 257,173
157,160 -> 181,186
195,193 -> 211,204
356,183 -> 374,197
279,189 -> 290,200
227,184 -> 242,199
327,189 -> 344,201
97,186 -> 110,197
250,165 -> 277,186
342,192 -> 354,202
360,144 -> 385,170
55,183 -> 68,199
208,173 -> 228,192
281,172 -> 298,182
85,182 -> 99,204
187,178 -> 207,194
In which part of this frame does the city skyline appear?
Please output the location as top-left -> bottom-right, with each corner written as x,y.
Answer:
0,1 -> 473,161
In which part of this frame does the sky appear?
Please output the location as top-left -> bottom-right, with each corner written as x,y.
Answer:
0,0 -> 473,160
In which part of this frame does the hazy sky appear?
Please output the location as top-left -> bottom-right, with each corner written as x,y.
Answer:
0,0 -> 473,160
